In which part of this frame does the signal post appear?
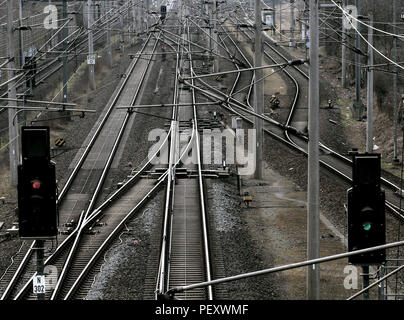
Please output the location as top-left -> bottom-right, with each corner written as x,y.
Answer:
347,152 -> 386,299
18,127 -> 58,300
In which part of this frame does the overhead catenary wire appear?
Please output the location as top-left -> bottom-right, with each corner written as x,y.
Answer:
330,0 -> 404,40
340,4 -> 404,73
0,1 -> 126,96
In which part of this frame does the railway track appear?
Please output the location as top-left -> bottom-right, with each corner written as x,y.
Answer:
184,14 -> 404,225
0,3 -> 133,114
155,18 -> 213,300
0,29 -> 167,300
2,2 -> 402,301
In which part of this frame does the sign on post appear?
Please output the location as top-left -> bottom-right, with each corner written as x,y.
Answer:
262,8 -> 274,28
264,14 -> 273,27
33,275 -> 46,294
87,54 -> 96,65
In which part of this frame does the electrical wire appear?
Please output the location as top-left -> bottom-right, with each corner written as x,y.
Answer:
331,0 -> 404,40
341,5 -> 404,73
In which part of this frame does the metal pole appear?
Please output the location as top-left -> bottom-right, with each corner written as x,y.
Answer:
18,0 -> 24,68
209,1 -> 212,63
348,263 -> 404,300
62,0 -> 70,120
213,0 -> 219,72
131,0 -> 136,46
18,0 -> 26,126
63,0 -> 69,103
135,1 -> 139,33
366,13 -> 373,154
362,265 -> 370,300
120,5 -> 125,53
307,0 -> 320,300
289,0 -> 294,46
36,240 -> 45,300
201,0 -> 203,19
88,0 -> 96,90
393,0 -> 399,162
107,0 -> 113,67
302,0 -> 306,41
341,0 -> 347,88
167,239 -> 404,295
146,0 -> 150,32
279,0 -> 282,39
141,0 -> 144,33
254,0 -> 263,180
354,0 -> 362,120
7,0 -> 19,187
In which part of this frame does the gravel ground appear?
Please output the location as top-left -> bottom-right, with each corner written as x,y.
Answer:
206,178 -> 283,300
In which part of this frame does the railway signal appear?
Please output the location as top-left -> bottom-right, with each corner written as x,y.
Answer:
160,5 -> 167,21
18,126 -> 58,239
347,153 -> 386,265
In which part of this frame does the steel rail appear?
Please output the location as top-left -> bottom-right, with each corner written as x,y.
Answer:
228,15 -> 404,221
56,33 -> 152,203
50,32 -> 163,300
1,33 -> 154,301
63,175 -> 168,300
12,29 -> 169,300
156,15 -> 213,298
186,22 -> 213,300
226,16 -> 301,136
156,30 -> 181,297
156,18 -> 214,301
164,33 -> 182,297
12,118 -> 172,300
1,4 -> 160,299
188,77 -> 404,224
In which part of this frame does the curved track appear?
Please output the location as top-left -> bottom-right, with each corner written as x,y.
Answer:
189,14 -> 404,224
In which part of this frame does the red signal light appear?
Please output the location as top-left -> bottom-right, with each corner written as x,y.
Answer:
32,180 -> 41,189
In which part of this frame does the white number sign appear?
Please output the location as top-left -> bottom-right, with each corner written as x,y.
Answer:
87,55 -> 96,65
33,275 -> 46,294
